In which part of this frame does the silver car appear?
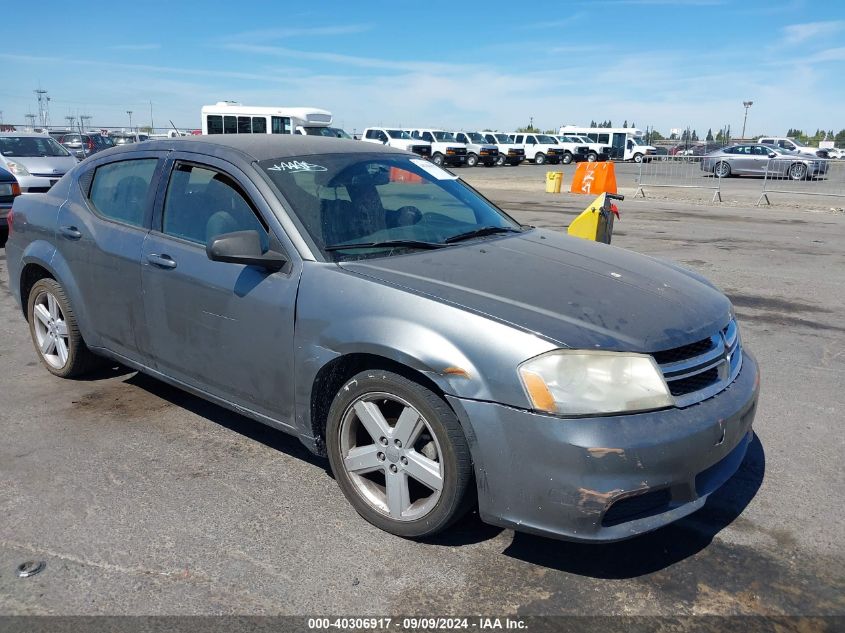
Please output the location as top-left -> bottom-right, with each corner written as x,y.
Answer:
6,136 -> 759,542
701,143 -> 829,179
0,133 -> 80,193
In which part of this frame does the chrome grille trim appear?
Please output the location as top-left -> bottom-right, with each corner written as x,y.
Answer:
653,319 -> 743,408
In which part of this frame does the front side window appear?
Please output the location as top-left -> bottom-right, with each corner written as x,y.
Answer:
161,163 -> 268,247
259,154 -> 521,261
88,159 -> 158,227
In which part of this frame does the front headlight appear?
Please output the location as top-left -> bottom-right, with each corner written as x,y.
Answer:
5,160 -> 30,177
518,350 -> 673,416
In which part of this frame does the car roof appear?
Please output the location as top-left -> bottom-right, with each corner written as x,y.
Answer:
94,134 -> 407,161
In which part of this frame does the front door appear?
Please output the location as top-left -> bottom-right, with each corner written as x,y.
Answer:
140,154 -> 301,426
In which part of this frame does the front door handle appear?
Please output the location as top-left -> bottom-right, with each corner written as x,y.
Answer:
59,225 -> 82,240
147,254 -> 177,269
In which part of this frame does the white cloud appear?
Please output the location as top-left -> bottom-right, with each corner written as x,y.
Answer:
783,20 -> 845,45
223,24 -> 373,42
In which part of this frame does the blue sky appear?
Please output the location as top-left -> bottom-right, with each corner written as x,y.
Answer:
2,0 -> 843,136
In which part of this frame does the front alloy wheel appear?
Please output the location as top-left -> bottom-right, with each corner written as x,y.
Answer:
466,153 -> 479,167
789,163 -> 808,180
327,370 -> 473,538
431,153 -> 445,166
562,152 -> 573,165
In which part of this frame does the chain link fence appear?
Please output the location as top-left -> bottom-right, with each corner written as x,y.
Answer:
635,155 -> 723,202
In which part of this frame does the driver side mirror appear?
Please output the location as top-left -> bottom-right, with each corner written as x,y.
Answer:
768,152 -> 777,158
206,230 -> 286,272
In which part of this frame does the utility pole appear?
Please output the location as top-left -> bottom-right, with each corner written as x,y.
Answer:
25,113 -> 36,130
34,89 -> 50,128
65,115 -> 76,131
126,110 -> 133,131
741,101 -> 753,140
149,100 -> 154,133
80,115 -> 92,133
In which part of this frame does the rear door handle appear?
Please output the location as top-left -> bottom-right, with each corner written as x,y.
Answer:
147,254 -> 177,269
59,225 -> 82,240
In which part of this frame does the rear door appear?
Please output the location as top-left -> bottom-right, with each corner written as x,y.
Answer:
140,153 -> 301,426
55,151 -> 164,360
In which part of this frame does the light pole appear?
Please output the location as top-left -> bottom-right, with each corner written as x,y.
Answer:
741,101 -> 753,140
126,110 -> 133,132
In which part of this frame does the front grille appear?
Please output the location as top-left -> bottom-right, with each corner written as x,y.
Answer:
412,145 -> 431,157
27,187 -> 51,193
449,147 -> 467,156
652,319 -> 742,407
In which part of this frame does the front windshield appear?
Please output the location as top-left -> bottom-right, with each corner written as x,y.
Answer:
466,132 -> 487,143
0,136 -> 71,157
632,137 -> 649,146
433,131 -> 457,142
536,135 -> 556,144
304,126 -> 352,139
259,154 -> 521,260
386,129 -> 412,140
494,134 -> 514,143
789,138 -> 806,147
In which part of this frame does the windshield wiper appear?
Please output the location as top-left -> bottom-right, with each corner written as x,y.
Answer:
325,239 -> 445,251
443,226 -> 521,244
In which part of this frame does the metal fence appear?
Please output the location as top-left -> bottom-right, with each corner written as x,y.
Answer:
756,157 -> 845,206
635,156 -> 723,202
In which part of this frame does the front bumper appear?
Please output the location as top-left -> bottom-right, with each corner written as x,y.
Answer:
15,174 -> 63,194
0,203 -> 10,226
444,154 -> 468,166
448,351 -> 759,542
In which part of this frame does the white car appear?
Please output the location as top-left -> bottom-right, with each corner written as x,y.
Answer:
453,131 -> 499,167
361,127 -> 432,158
556,135 -> 611,162
508,132 -> 565,165
406,129 -> 468,167
482,133 -> 526,166
757,137 -> 830,159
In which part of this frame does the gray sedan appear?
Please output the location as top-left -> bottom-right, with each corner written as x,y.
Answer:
6,136 -> 759,542
701,143 -> 829,179
0,133 -> 80,193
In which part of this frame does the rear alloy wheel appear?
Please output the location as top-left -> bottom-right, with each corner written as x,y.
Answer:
534,152 -> 546,165
327,370 -> 473,538
562,152 -> 573,165
466,153 -> 479,167
586,152 -> 598,162
431,153 -> 445,166
714,161 -> 731,178
788,162 -> 808,180
27,278 -> 99,378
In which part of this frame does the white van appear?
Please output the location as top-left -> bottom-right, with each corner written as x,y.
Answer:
482,133 -> 526,166
507,132 -> 565,165
406,129 -> 468,167
559,126 -> 656,162
453,131 -> 499,167
361,127 -> 432,158
200,102 -> 334,136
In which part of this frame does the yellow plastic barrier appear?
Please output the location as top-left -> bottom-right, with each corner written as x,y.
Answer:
569,162 -> 617,195
567,193 -> 616,244
545,171 -> 563,193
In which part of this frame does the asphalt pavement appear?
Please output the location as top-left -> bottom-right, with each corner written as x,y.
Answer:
1,170 -> 843,617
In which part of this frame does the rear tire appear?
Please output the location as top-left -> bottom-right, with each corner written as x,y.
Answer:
326,370 -> 474,539
27,278 -> 100,378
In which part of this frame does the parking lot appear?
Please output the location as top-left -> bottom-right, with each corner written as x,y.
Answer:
1,166 -> 843,618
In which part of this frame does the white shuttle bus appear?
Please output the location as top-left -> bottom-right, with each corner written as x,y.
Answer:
559,126 -> 656,162
201,102 -> 337,136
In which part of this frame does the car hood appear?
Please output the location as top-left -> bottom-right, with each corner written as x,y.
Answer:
5,155 -> 77,174
339,229 -> 731,352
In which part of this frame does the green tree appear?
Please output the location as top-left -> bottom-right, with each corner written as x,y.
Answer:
706,128 -> 714,141
648,129 -> 665,141
622,120 -> 628,128
516,124 -> 540,133
835,129 -> 845,146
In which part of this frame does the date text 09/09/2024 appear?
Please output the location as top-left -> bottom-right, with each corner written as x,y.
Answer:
307,617 -> 527,630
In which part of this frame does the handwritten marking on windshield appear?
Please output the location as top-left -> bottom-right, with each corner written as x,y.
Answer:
267,161 -> 328,173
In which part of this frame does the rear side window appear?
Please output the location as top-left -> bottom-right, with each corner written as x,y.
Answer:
88,159 -> 158,227
161,163 -> 269,248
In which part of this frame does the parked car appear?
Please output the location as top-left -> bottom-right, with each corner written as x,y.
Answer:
482,133 -> 525,166
406,129 -> 469,167
0,133 -> 79,193
757,136 -> 829,159
549,135 -> 590,163
58,132 -> 115,159
0,165 -> 21,246
508,132 -> 565,164
701,144 -> 829,179
6,135 -> 759,542
453,131 -> 499,167
361,127 -> 431,158
556,135 -> 610,162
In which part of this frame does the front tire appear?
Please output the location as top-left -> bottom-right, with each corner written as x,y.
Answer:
586,152 -> 598,162
534,152 -> 546,165
495,154 -> 506,166
789,162 -> 808,180
633,153 -> 644,163
431,153 -> 445,166
562,152 -> 573,165
466,153 -> 479,167
326,370 -> 473,538
714,161 -> 731,178
27,278 -> 100,378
